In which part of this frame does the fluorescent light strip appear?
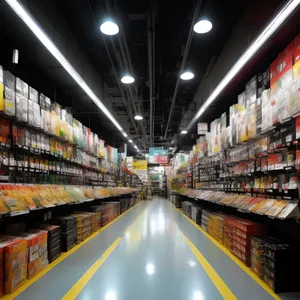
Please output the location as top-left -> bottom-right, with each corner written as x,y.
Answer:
5,0 -> 126,134
187,0 -> 300,131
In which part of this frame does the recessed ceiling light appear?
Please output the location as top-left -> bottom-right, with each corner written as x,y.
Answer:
121,75 -> 135,84
134,145 -> 138,149
193,20 -> 213,34
129,139 -> 133,143
100,21 -> 119,35
187,0 -> 300,131
181,130 -> 188,134
180,72 -> 194,80
134,115 -> 143,120
122,132 -> 127,137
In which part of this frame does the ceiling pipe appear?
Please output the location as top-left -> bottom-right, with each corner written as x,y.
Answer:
147,12 -> 154,147
103,40 -> 141,142
112,38 -> 148,148
163,0 -> 202,139
113,0 -> 149,145
105,0 -> 148,149
152,10 -> 156,147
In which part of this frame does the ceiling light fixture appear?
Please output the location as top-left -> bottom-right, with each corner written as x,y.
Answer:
100,21 -> 119,36
121,75 -> 135,84
181,130 -> 188,134
193,19 -> 213,34
180,71 -> 194,80
4,0 -> 129,138
122,132 -> 128,137
187,0 -> 300,131
134,145 -> 138,149
128,139 -> 133,143
134,115 -> 143,120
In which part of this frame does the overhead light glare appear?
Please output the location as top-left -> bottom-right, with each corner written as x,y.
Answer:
128,139 -> 133,143
100,21 -> 119,36
181,130 -> 188,134
180,71 -> 194,80
122,132 -> 128,137
4,0 -> 129,138
134,145 -> 138,149
193,20 -> 213,34
146,263 -> 155,275
121,75 -> 135,84
187,0 -> 300,130
134,115 -> 143,120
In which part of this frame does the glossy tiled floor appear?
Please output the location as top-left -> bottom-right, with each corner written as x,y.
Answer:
13,198 -> 300,300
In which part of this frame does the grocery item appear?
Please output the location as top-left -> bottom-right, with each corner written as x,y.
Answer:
0,235 -> 27,294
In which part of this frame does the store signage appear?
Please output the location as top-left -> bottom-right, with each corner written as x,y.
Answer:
197,122 -> 208,135
149,147 -> 168,163
132,160 -> 148,170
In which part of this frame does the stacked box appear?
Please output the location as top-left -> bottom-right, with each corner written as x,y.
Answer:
170,194 -> 181,208
181,201 -> 193,218
120,198 -> 130,214
51,216 -> 76,252
201,209 -> 213,232
251,236 -> 300,293
19,230 -> 48,279
0,236 -> 27,294
74,212 -> 99,233
72,213 -> 92,243
38,224 -> 61,263
207,213 -> 226,244
224,219 -> 264,266
251,236 -> 278,279
191,205 -> 202,225
89,206 -> 102,228
100,202 -> 120,226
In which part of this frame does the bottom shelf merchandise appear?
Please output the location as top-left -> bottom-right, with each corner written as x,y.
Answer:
251,236 -> 300,293
0,194 -> 140,296
174,197 -> 300,293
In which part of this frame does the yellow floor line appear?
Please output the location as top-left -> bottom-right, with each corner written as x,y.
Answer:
1,200 -> 143,300
182,232 -> 237,300
61,237 -> 122,300
176,207 -> 280,300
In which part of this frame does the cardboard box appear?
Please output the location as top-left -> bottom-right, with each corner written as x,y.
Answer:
0,235 -> 27,294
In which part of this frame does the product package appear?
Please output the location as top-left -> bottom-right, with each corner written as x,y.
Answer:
1,87 -> 16,116
17,230 -> 48,279
29,87 -> 38,104
16,78 -> 28,98
0,235 -> 27,294
16,93 -> 28,122
28,100 -> 41,128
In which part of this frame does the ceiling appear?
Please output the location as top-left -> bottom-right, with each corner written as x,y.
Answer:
0,0 -> 297,154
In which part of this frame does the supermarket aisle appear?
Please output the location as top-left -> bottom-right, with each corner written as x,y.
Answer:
12,198 -> 294,300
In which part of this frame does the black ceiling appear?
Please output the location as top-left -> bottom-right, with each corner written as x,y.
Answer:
1,0 -> 296,153
56,0 -> 249,144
